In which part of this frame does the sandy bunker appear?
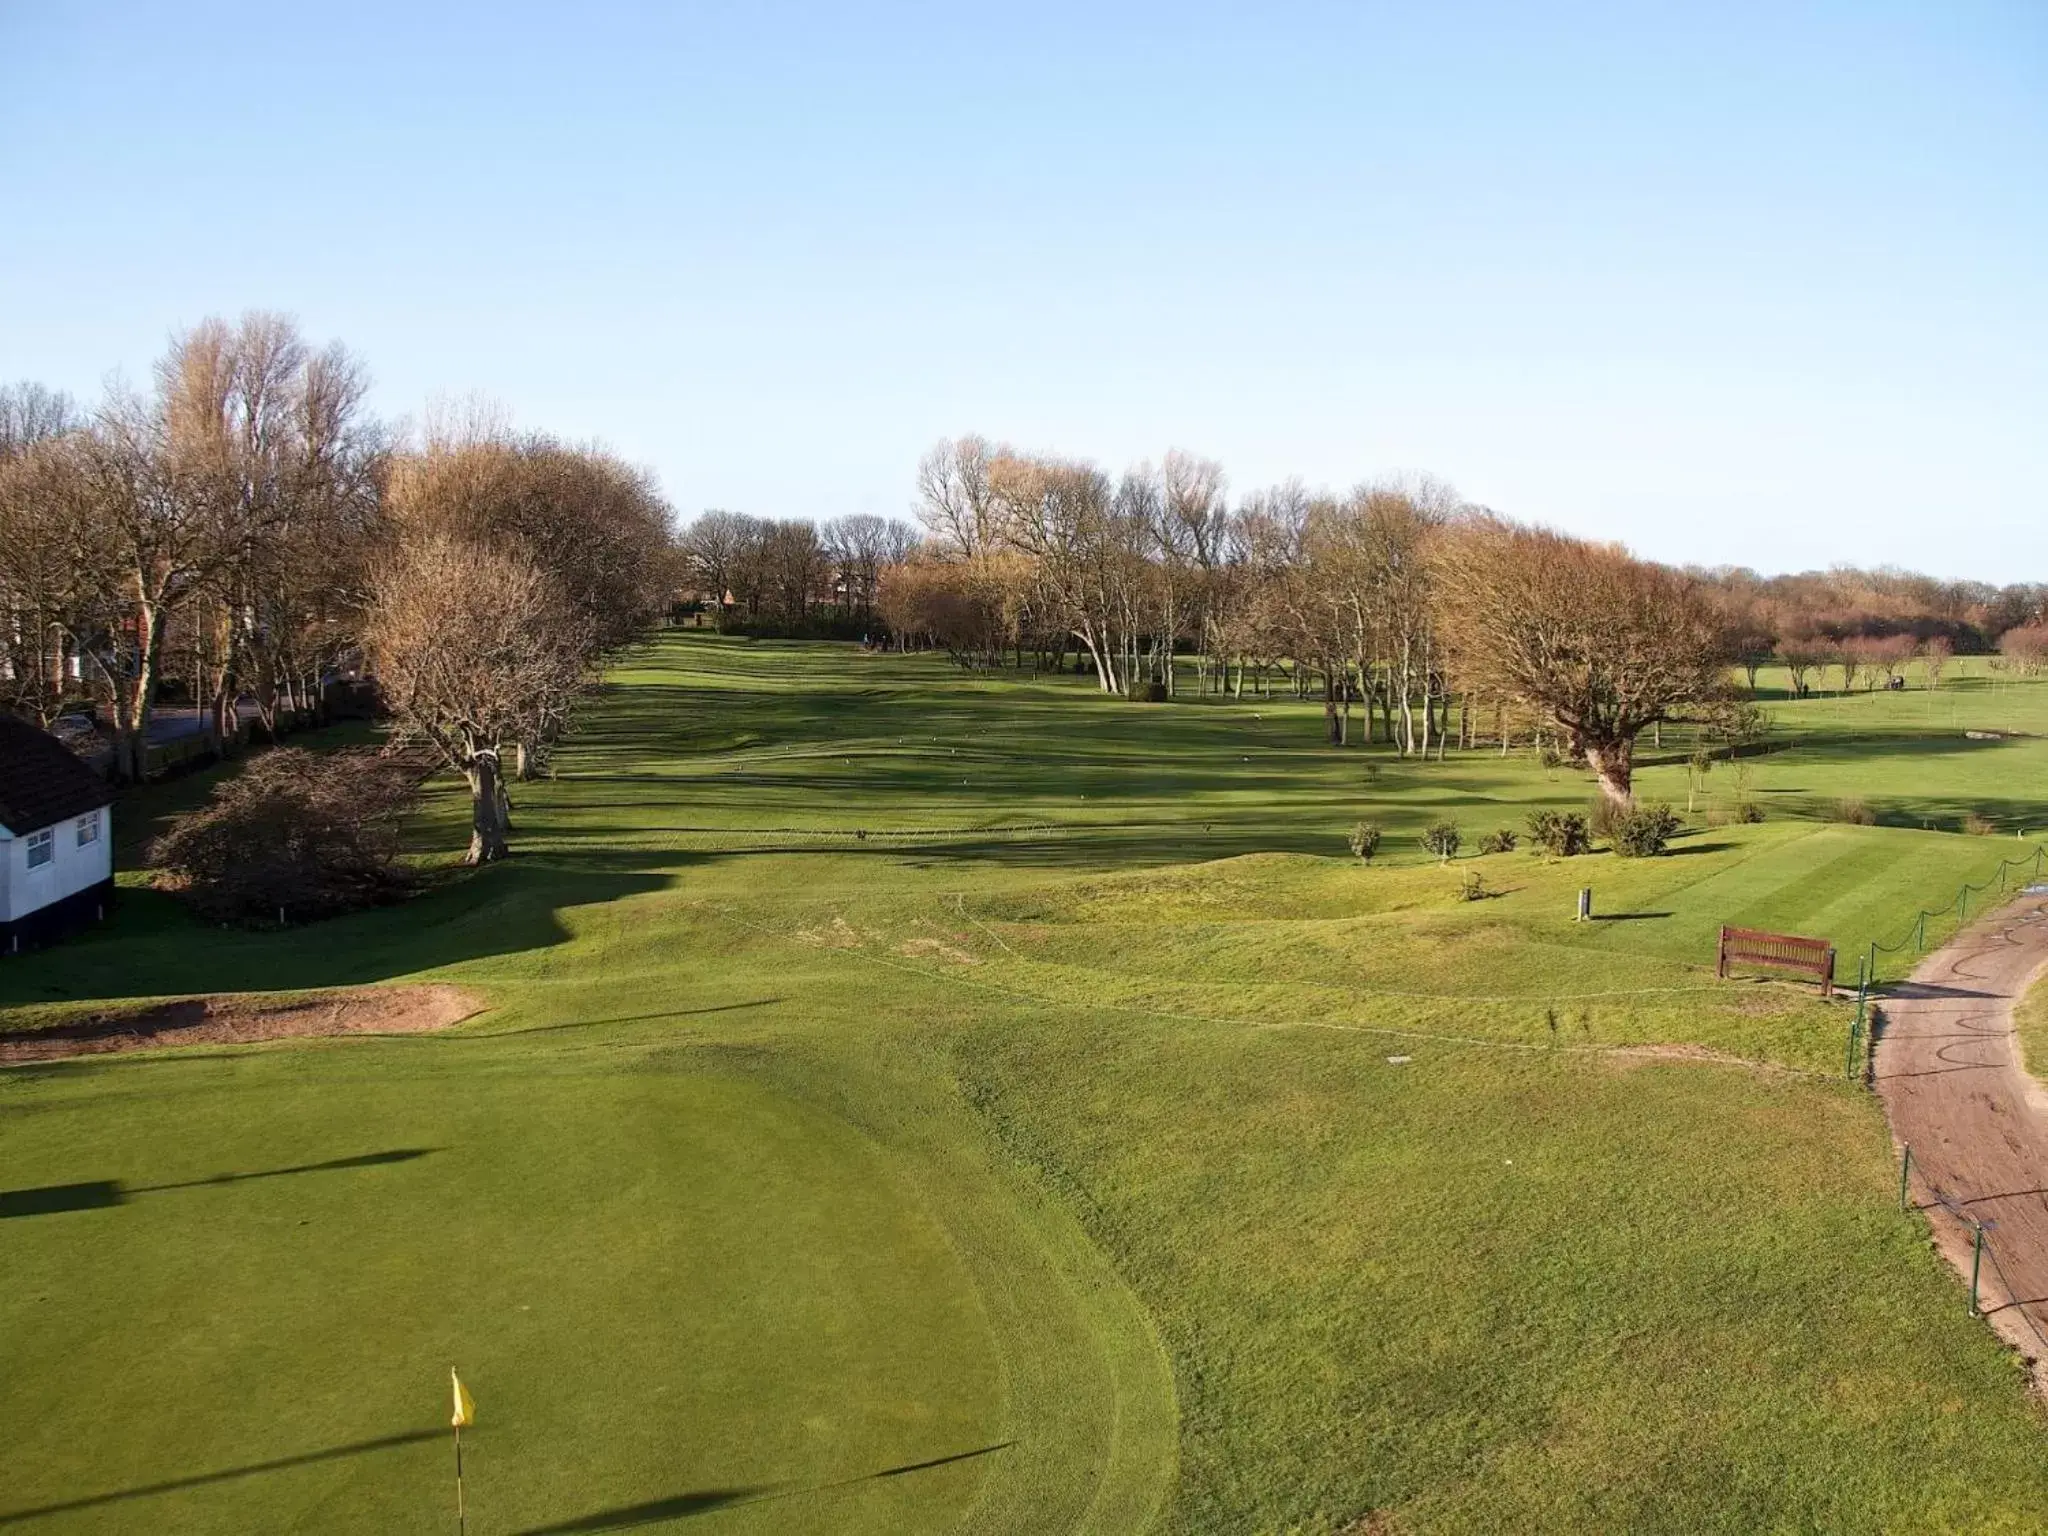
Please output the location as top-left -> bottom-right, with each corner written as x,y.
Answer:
0,985 -> 484,1064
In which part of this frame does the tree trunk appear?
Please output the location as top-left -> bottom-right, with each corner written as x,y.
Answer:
1583,737 -> 1635,807
466,753 -> 511,864
212,686 -> 238,755
111,599 -> 165,784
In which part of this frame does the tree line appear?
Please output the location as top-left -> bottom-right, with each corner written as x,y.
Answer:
0,315 -> 680,864
886,435 -> 1903,805
676,508 -> 921,635
1701,564 -> 2047,667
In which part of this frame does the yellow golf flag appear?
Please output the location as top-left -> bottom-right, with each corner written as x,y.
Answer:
451,1368 -> 476,1428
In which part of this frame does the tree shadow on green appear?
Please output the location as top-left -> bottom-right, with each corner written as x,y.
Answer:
512,1443 -> 1014,1533
0,1430 -> 441,1526
1,1150 -> 440,1220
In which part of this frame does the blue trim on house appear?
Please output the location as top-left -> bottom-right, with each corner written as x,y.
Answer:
2,878 -> 116,954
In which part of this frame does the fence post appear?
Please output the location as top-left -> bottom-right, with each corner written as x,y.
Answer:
1970,1221 -> 1986,1316
1898,1143 -> 1912,1210
1916,911 -> 1926,951
1846,1015 -> 1862,1082
1960,888 -> 1970,924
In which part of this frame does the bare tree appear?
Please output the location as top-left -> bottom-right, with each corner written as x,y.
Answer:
70,383 -> 228,781
0,434 -> 125,723
2001,624 -> 2048,676
367,533 -> 587,863
385,431 -> 674,775
1921,635 -> 1953,689
679,509 -> 760,626
0,382 -> 82,460
1775,637 -> 1826,697
987,451 -> 1150,694
1435,517 -> 1733,806
824,513 -> 922,623
915,436 -> 999,558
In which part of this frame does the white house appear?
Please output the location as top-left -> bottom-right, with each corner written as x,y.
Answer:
0,716 -> 116,953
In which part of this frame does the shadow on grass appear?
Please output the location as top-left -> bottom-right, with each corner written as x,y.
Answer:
0,1430 -> 441,1525
512,1489 -> 770,1531
479,1002 -> 784,1039
512,1443 -> 1016,1533
0,865 -> 674,1008
0,1149 -> 438,1220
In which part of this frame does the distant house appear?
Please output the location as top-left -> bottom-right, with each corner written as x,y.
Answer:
0,716 -> 117,952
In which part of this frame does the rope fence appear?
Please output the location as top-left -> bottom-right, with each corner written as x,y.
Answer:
1837,843 -> 2048,1081
1864,843 -> 2048,983
1896,1141 -> 2048,1357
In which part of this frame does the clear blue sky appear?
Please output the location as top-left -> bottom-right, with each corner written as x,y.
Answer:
3,3 -> 2042,578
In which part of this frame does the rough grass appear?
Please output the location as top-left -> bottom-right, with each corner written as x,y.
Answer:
2018,974 -> 2048,1091
5,635 -> 2048,1532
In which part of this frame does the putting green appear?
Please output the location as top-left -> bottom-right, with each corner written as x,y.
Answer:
0,1042 -> 1173,1533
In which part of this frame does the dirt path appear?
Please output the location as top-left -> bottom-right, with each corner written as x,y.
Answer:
1876,890 -> 2048,1374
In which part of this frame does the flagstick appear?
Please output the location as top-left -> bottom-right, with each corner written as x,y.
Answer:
455,1422 -> 467,1536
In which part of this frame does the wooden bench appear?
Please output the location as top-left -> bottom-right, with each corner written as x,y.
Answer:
1717,926 -> 1836,997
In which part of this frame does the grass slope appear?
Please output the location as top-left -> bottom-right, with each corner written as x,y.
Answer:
4,635 -> 2048,1532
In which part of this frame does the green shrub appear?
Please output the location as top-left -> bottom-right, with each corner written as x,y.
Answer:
1457,869 -> 1489,901
1420,820 -> 1462,862
1833,797 -> 1877,826
1535,742 -> 1566,770
1612,803 -> 1682,858
1527,809 -> 1590,857
1129,680 -> 1169,703
1734,800 -> 1766,824
1348,822 -> 1382,862
1478,828 -> 1518,855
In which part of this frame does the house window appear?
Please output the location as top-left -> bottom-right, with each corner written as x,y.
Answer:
26,829 -> 54,869
76,811 -> 99,847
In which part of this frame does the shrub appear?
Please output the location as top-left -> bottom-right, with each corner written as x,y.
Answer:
1705,800 -> 1766,828
1457,869 -> 1489,901
150,748 -> 420,924
1527,809 -> 1590,857
1832,797 -> 1877,826
1963,811 -> 1998,836
1587,795 -> 1624,842
1420,820 -> 1462,862
1348,822 -> 1383,862
1128,679 -> 1169,703
1612,802 -> 1682,857
1535,742 -> 1566,770
1478,828 -> 1518,855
